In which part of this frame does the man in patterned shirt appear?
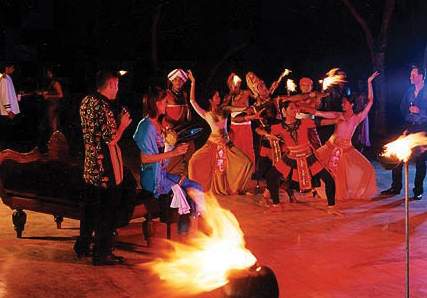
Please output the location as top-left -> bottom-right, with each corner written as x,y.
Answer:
74,70 -> 132,265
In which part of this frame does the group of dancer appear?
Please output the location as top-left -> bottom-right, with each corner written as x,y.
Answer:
75,63 -> 427,264
132,67 -> 381,218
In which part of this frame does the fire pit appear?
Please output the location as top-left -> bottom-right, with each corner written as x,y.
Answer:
223,265 -> 279,298
144,195 -> 277,297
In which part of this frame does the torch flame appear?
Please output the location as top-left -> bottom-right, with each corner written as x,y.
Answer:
146,195 -> 257,295
278,68 -> 292,81
382,132 -> 427,162
286,79 -> 297,93
232,75 -> 242,86
322,68 -> 346,90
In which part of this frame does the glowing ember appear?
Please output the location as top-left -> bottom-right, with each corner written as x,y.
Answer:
118,70 -> 128,76
232,75 -> 242,86
382,132 -> 427,162
286,79 -> 297,93
146,195 -> 257,295
322,68 -> 346,90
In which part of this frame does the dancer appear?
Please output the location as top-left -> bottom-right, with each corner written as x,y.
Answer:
133,87 -> 205,223
259,100 -> 342,214
224,73 -> 255,164
382,65 -> 427,200
253,105 -> 288,207
164,68 -> 194,176
245,72 -> 281,191
187,71 -> 253,195
316,72 -> 379,200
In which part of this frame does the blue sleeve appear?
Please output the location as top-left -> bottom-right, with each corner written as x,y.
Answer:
133,119 -> 158,155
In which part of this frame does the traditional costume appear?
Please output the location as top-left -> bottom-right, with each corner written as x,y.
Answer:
271,118 -> 336,206
316,135 -> 376,200
164,68 -> 195,176
188,111 -> 253,195
225,73 -> 255,164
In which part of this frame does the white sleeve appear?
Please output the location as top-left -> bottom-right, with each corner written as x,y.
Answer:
0,78 -> 11,112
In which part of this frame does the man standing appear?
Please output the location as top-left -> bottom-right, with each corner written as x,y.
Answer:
382,65 -> 427,200
0,62 -> 20,148
74,70 -> 132,265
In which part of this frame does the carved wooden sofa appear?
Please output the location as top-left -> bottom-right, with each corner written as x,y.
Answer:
0,132 -> 181,246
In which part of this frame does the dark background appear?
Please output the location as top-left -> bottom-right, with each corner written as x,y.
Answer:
1,0 -> 427,136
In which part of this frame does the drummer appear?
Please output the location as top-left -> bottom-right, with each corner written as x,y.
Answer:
163,68 -> 195,176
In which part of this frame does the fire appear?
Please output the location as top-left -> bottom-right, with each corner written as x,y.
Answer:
118,70 -> 128,76
146,195 -> 257,295
278,68 -> 292,81
382,132 -> 427,162
322,68 -> 346,90
286,79 -> 297,93
232,75 -> 242,86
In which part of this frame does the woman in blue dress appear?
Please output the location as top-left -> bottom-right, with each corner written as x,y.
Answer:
133,87 -> 205,221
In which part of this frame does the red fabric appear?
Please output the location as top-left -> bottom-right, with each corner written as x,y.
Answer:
270,119 -> 315,147
229,124 -> 255,164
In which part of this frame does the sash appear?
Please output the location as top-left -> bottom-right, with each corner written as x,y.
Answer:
108,143 -> 124,185
288,145 -> 313,191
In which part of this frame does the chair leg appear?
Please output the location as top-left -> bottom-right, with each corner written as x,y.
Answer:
142,213 -> 153,247
54,215 -> 63,229
167,223 -> 172,240
12,209 -> 27,238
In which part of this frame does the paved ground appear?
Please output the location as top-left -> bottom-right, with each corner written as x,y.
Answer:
1,161 -> 427,298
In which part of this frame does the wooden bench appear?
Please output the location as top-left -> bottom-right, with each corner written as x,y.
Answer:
0,132 -> 181,246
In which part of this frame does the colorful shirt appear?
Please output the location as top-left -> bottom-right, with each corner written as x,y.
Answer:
80,93 -> 117,186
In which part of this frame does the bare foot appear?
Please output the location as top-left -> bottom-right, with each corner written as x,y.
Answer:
327,206 -> 344,217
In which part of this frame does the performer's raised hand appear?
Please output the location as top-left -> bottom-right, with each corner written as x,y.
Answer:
368,71 -> 380,82
187,70 -> 195,83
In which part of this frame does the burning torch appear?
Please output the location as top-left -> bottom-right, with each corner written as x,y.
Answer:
381,132 -> 427,298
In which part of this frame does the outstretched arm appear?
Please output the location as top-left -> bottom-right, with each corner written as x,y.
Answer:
299,105 -> 343,119
357,71 -> 380,122
187,70 -> 207,118
43,81 -> 64,100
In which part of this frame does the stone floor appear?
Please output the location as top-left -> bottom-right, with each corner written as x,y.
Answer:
1,161 -> 427,298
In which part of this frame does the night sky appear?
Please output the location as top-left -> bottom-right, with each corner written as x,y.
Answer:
1,0 -> 427,130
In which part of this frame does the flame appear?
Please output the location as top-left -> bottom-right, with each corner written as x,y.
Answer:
146,195 -> 257,295
118,70 -> 128,76
232,75 -> 242,86
278,68 -> 292,83
286,79 -> 297,93
322,68 -> 346,90
382,132 -> 427,162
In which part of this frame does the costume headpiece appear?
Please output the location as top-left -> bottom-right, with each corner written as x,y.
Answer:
167,69 -> 188,82
246,72 -> 265,98
227,73 -> 242,89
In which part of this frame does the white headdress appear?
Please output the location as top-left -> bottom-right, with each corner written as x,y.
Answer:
167,69 -> 188,82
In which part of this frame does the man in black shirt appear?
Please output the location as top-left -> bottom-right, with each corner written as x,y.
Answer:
382,65 -> 427,200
